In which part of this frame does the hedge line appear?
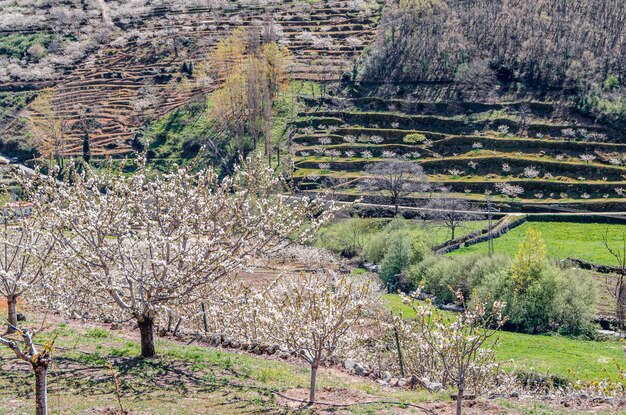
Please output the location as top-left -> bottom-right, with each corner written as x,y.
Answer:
429,136 -> 626,158
440,180 -> 626,199
296,156 -> 626,180
300,96 -> 557,118
296,110 -> 620,141
420,157 -> 625,181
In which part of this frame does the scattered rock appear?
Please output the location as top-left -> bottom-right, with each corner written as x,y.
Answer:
210,334 -> 222,347
382,371 -> 392,382
397,377 -> 409,387
451,393 -> 476,401
354,363 -> 366,376
417,377 -> 443,392
347,257 -> 365,268
344,359 -> 356,372
439,303 -> 464,313
110,323 -> 121,330
362,262 -> 379,273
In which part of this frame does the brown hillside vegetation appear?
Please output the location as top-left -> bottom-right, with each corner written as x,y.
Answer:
0,0 -> 382,157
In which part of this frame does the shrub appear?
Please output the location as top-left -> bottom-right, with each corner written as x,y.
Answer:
604,74 -> 620,91
474,264 -> 597,335
362,218 -> 420,263
316,218 -> 381,257
409,256 -> 464,303
403,133 -> 427,144
553,269 -> 598,337
379,234 -> 412,290
362,232 -> 389,263
409,254 -> 510,304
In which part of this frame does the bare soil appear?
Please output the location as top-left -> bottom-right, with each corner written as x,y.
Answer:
277,388 -> 521,414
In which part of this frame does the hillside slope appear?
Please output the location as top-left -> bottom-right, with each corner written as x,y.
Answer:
0,0 -> 382,157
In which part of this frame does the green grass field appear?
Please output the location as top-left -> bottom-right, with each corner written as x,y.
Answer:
383,294 -> 624,381
420,220 -> 489,245
453,221 -> 626,265
0,321 -> 437,415
1,320 -> 614,415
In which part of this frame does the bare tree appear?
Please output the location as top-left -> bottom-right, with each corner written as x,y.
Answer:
454,59 -> 497,101
364,0 -> 626,90
602,230 -> 626,329
360,161 -> 429,214
73,104 -> 102,164
28,89 -> 70,169
423,196 -> 484,240
208,29 -> 291,162
517,103 -> 532,136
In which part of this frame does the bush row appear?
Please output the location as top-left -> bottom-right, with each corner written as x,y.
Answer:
299,110 -> 619,140
429,136 -> 626,158
303,96 -> 557,118
316,218 -> 598,337
295,157 -> 626,181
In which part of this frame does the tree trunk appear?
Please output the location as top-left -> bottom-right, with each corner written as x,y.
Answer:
309,363 -> 319,403
6,295 -> 17,334
617,279 -> 626,329
138,315 -> 156,358
34,364 -> 48,415
456,378 -> 464,415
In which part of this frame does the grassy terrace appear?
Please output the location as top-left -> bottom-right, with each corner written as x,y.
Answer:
453,221 -> 626,264
291,101 -> 626,208
0,320 -> 437,415
383,294 -> 624,381
4,1 -> 383,158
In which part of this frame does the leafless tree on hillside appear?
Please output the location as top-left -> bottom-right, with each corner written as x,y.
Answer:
423,196 -> 484,240
602,230 -> 626,329
360,160 -> 429,214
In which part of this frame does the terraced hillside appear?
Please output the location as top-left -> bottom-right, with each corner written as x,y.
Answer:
0,0 -> 382,157
291,94 -> 626,211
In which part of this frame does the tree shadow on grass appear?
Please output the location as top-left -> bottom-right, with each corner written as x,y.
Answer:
1,353 -> 309,414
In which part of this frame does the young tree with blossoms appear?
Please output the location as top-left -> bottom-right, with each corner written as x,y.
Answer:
0,207 -> 56,333
0,327 -> 53,415
31,154 -> 334,357
399,291 -> 506,415
258,271 -> 378,403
